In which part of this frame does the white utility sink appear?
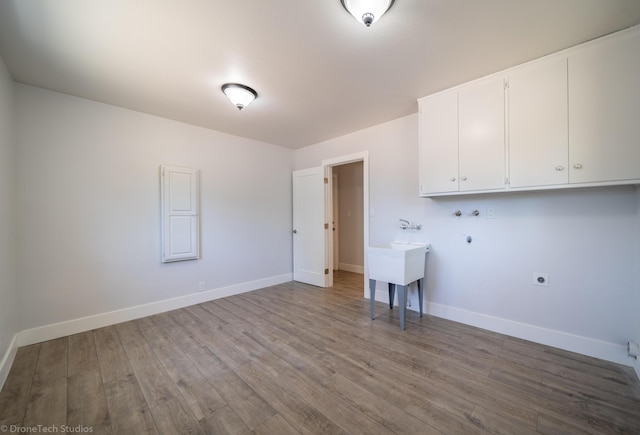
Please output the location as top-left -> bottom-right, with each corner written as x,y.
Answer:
368,242 -> 430,285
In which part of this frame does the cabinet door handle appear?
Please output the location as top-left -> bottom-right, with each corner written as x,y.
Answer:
449,177 -> 456,182
461,176 -> 468,181
555,165 -> 564,171
573,163 -> 583,169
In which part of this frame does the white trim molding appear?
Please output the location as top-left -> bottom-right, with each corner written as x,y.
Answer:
322,151 -> 370,297
16,273 -> 292,348
338,263 -> 365,274
1,273 -> 291,391
369,288 -> 633,368
425,301 -> 631,367
0,334 -> 19,391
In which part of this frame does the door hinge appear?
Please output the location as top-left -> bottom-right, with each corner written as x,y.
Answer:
324,268 -> 329,275
505,177 -> 509,185
324,223 -> 329,229
324,177 -> 328,184
504,78 -> 509,89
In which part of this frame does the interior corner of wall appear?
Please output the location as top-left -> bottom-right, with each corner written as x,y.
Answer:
0,333 -> 19,391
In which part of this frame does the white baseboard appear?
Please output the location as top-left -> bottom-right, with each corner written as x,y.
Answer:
425,302 -> 630,367
17,273 -> 292,348
370,289 -> 631,367
338,263 -> 364,274
0,334 -> 19,391
7,275 -> 637,390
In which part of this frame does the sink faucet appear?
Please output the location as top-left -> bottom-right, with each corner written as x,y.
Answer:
399,219 -> 421,230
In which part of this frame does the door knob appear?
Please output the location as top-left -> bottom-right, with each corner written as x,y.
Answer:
293,229 -> 297,234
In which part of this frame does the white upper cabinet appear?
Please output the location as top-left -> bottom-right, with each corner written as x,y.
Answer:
418,26 -> 640,197
568,30 -> 640,184
508,57 -> 568,188
419,89 -> 459,195
458,76 -> 506,192
418,77 -> 506,196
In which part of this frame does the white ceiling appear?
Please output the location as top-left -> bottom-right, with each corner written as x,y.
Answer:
1,1 -> 640,149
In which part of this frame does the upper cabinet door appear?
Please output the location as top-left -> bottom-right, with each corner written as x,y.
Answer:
568,30 -> 640,184
509,57 -> 568,188
458,77 -> 506,192
419,89 -> 459,195
161,165 -> 199,263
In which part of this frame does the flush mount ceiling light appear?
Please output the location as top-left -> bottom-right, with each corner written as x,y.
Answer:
340,0 -> 395,27
221,83 -> 257,110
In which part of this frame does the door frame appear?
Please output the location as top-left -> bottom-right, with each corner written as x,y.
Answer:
332,172 -> 339,271
322,151 -> 369,294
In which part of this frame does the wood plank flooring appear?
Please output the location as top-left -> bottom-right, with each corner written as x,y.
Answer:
1,270 -> 640,434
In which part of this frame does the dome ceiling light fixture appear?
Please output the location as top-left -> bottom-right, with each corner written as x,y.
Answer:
340,0 -> 395,27
221,83 -> 257,111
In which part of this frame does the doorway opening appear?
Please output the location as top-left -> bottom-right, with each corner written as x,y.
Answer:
331,161 -> 364,273
323,152 -> 369,294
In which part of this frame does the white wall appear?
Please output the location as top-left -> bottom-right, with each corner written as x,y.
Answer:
295,113 -> 638,365
14,84 -> 294,335
4,77 -> 638,377
0,57 -> 18,384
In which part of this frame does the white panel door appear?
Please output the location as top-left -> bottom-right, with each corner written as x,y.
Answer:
292,167 -> 327,287
419,89 -> 459,195
458,77 -> 506,192
161,165 -> 199,262
509,57 -> 568,188
568,30 -> 640,184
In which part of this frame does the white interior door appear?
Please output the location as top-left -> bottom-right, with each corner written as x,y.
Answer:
292,167 -> 328,287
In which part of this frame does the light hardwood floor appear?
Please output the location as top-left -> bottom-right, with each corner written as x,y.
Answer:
1,270 -> 639,434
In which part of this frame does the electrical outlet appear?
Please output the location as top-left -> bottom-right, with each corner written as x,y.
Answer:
199,281 -> 205,292
533,273 -> 549,287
